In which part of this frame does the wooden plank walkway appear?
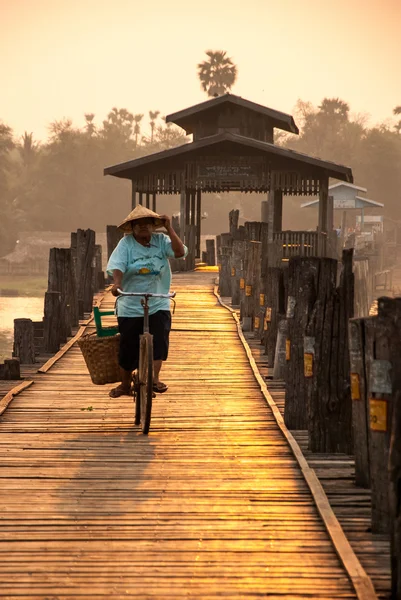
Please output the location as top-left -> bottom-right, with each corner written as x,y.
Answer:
0,272 -> 368,598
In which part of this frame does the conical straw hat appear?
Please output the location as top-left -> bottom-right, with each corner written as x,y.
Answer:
118,205 -> 164,232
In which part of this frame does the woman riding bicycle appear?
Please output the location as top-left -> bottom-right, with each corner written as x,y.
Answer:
106,206 -> 187,399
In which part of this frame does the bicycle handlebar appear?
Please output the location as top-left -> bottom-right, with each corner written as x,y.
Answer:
116,289 -> 176,299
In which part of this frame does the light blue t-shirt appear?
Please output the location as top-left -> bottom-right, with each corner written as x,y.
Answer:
106,233 -> 187,317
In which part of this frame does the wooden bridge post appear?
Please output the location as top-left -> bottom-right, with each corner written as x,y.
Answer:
263,267 -> 286,366
47,248 -> 78,339
216,235 -> 222,266
43,291 -> 62,353
76,229 -> 96,314
254,223 -> 269,339
285,257 -> 323,430
205,239 -> 216,266
363,308 -> 393,534
241,241 -> 261,331
0,358 -> 20,380
348,318 -> 370,488
384,298 -> 401,598
273,319 -> 288,379
229,209 -> 239,237
106,225 -> 124,283
218,234 -> 233,297
244,221 -> 262,241
354,258 -> 370,317
231,241 -> 244,306
306,251 -> 354,454
184,224 -> 196,271
106,225 -> 124,261
13,319 -> 36,364
92,244 -> 103,292
219,248 -> 232,297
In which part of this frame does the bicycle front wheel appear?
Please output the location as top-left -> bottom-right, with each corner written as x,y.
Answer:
138,332 -> 153,434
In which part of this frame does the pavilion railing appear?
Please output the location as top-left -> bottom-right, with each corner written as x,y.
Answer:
273,231 -> 322,259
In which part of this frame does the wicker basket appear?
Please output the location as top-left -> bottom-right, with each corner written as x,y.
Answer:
78,333 -> 121,385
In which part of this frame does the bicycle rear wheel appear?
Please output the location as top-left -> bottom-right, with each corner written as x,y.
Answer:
133,372 -> 141,426
138,332 -> 153,434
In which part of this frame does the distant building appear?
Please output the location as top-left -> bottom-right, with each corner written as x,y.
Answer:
301,182 -> 383,231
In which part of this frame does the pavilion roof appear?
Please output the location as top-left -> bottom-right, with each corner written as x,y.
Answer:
165,94 -> 299,135
104,131 -> 353,183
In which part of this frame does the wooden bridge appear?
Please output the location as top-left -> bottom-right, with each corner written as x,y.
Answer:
0,272 -> 387,598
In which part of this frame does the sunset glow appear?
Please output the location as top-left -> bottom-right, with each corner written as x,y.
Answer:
1,0 -> 401,139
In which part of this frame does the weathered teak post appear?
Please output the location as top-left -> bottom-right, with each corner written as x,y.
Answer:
305,250 -> 354,454
0,358 -> 20,380
106,226 -> 124,260
241,241 -> 261,331
43,290 -> 62,353
13,319 -> 36,364
76,229 -> 96,314
219,248 -> 232,297
383,298 -> 401,598
363,304 -> 394,534
47,247 -> 78,340
205,239 -> 215,266
285,256 -> 324,430
348,317 -> 370,488
231,240 -> 244,306
264,267 -> 286,366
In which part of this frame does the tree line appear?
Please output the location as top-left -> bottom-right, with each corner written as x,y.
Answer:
0,110 -> 188,256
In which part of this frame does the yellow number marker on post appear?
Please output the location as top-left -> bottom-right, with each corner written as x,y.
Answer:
369,398 -> 387,432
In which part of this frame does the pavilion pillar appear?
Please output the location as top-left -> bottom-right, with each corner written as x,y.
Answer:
318,177 -> 329,233
327,194 -> 334,232
196,189 -> 202,258
145,193 -> 150,209
180,189 -> 186,238
185,190 -> 191,233
190,191 -> 196,225
261,200 -> 268,223
318,177 -> 330,257
138,192 -> 143,206
131,181 -> 137,209
152,193 -> 156,212
267,189 -> 283,243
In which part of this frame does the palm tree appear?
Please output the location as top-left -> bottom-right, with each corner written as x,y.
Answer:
197,50 -> 238,97
318,98 -> 350,121
84,113 -> 96,137
19,132 -> 39,166
133,114 -> 144,146
149,110 -> 160,143
393,106 -> 401,132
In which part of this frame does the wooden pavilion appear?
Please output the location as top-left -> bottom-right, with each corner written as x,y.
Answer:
104,94 -> 353,260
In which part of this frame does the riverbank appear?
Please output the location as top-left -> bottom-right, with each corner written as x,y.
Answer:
0,275 -> 47,297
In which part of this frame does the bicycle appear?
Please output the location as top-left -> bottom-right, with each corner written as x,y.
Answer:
116,290 -> 176,434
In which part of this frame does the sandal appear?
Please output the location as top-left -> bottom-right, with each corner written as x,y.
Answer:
109,384 -> 132,398
153,381 -> 168,394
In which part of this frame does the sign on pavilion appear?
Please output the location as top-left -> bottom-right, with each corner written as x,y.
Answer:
104,94 -> 353,259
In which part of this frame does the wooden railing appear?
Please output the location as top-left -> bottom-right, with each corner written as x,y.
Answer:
273,231 -> 321,259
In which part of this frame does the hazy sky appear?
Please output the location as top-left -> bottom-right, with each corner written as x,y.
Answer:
1,0 -> 401,141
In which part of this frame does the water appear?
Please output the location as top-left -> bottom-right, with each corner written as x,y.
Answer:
0,297 -> 44,361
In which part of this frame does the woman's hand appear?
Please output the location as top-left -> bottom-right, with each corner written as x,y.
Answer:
111,284 -> 122,297
159,215 -> 172,231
